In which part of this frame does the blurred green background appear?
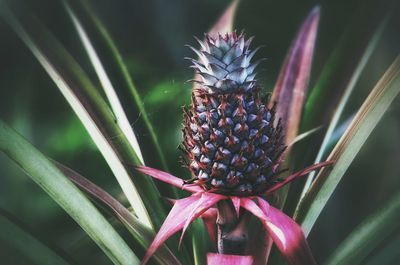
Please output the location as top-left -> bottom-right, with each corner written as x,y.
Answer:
0,0 -> 399,264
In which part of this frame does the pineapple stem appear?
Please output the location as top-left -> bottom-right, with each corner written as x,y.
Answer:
216,200 -> 249,255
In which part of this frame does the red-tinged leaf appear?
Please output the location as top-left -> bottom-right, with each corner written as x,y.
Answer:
180,193 -> 225,246
207,253 -> 253,265
141,194 -> 200,265
231,196 -> 241,217
142,193 -> 225,265
271,6 -> 320,145
208,0 -> 239,39
240,198 -> 266,220
241,198 -> 316,265
264,160 -> 334,195
201,208 -> 218,245
136,166 -> 202,193
56,162 -> 182,265
258,198 -> 316,265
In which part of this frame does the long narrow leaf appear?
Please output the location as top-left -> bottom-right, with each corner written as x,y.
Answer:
323,191 -> 400,265
191,219 -> 208,265
0,1 -> 166,229
271,6 -> 320,146
0,209 -> 74,265
302,1 -> 391,131
364,234 -> 400,265
55,162 -> 181,265
63,1 -> 144,164
0,120 -> 139,265
74,0 -> 170,172
207,0 -> 239,38
294,56 -> 400,235
240,198 -> 317,265
299,15 -> 389,199
142,193 -> 225,265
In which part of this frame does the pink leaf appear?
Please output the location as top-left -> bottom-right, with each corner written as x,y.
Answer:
207,253 -> 253,265
231,196 -> 241,217
241,198 -> 316,265
201,208 -> 218,245
136,166 -> 202,193
258,198 -> 317,265
141,193 -> 225,265
180,193 -> 226,246
270,6 -> 320,146
208,0 -> 239,39
240,198 -> 266,220
264,160 -> 334,195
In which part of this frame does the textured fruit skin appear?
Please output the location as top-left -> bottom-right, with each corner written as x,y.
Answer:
183,33 -> 285,196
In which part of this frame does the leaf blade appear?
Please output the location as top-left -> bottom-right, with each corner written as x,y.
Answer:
73,0 -> 170,172
0,209 -> 74,265
323,192 -> 400,265
299,15 -> 389,199
56,162 -> 181,265
0,1 -> 166,229
207,253 -> 253,265
63,1 -> 145,164
271,6 -> 320,146
0,120 -> 139,265
142,193 -> 225,265
294,56 -> 400,235
240,198 -> 316,265
207,0 -> 239,38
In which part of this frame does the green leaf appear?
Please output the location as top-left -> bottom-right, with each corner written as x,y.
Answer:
298,14 -> 389,200
0,1 -> 167,229
323,191 -> 400,265
302,1 -> 391,131
0,209 -> 73,265
56,162 -> 182,265
191,219 -> 208,265
63,0 -> 144,164
72,0 -> 170,172
0,120 -> 139,265
294,56 -> 400,235
364,233 -> 400,265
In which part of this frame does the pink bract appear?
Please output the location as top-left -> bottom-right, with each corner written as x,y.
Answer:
136,162 -> 331,265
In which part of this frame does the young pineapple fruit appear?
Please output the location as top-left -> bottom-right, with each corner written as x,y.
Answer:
183,32 -> 285,196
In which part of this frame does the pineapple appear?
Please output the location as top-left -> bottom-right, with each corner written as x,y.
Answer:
183,32 -> 286,196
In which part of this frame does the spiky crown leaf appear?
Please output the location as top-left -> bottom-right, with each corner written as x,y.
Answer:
189,32 -> 260,94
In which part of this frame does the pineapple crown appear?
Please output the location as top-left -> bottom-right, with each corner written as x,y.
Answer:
188,32 -> 261,94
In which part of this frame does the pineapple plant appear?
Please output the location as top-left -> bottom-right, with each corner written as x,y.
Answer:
0,1 -> 399,265
136,30 -> 333,265
183,32 -> 285,196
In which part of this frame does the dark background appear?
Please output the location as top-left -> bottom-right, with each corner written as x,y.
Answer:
0,0 -> 399,264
